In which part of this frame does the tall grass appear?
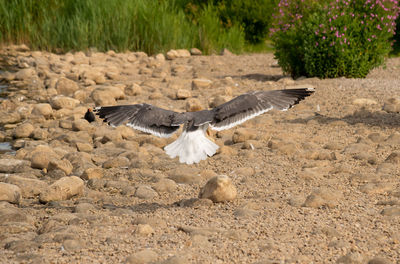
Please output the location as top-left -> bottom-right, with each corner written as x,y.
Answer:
0,0 -> 245,54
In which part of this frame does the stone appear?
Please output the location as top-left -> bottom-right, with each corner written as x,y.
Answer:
4,240 -> 39,253
352,98 -> 377,106
232,128 -> 257,143
125,83 -> 142,96
199,175 -> 237,203
82,70 -> 106,84
192,78 -> 212,90
368,257 -> 392,264
168,167 -> 201,184
5,175 -> 48,198
383,97 -> 400,113
81,168 -> 103,180
0,111 -> 21,125
50,95 -> 80,110
76,142 -> 93,152
176,89 -> 191,99
126,249 -> 158,264
176,49 -> 191,58
32,103 -> 53,118
30,151 -> 55,169
185,98 -> 203,112
48,158 -> 73,175
39,176 -> 84,203
0,183 -> 21,204
14,68 -> 36,80
72,119 -> 91,131
381,207 -> 400,216
153,178 -> 177,193
103,156 -> 130,169
74,203 -> 96,213
134,224 -> 154,236
13,123 -> 34,138
190,48 -> 202,55
166,49 -> 179,60
134,185 -> 158,199
209,95 -> 231,108
55,77 -> 79,96
336,252 -> 364,264
303,187 -> 342,208
0,159 -> 30,173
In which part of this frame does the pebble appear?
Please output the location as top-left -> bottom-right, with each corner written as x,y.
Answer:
74,202 -> 96,213
176,89 -> 191,99
134,185 -> 158,199
62,239 -> 84,251
168,167 -> 201,184
152,178 -> 177,193
199,175 -> 237,203
48,158 -> 73,175
134,224 -> 154,236
336,252 -> 364,264
39,176 -> 84,203
125,249 -> 158,264
50,95 -> 80,110
0,183 -> 21,204
185,98 -> 203,112
81,167 -> 104,180
192,78 -> 212,90
232,128 -> 257,143
303,187 -> 342,208
125,83 -> 142,96
102,156 -> 130,168
190,48 -> 202,55
382,97 -> 400,113
55,77 -> 79,96
367,257 -> 392,264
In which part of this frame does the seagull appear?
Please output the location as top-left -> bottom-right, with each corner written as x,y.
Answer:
94,88 -> 314,164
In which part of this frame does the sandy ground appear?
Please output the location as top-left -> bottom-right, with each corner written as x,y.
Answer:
0,46 -> 399,263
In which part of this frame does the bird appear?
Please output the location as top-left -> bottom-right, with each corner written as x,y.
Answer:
84,108 -> 96,123
94,88 -> 315,164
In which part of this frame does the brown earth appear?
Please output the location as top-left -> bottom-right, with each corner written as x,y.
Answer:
0,45 -> 399,263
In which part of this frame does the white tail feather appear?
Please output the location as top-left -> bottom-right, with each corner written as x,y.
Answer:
164,125 -> 219,164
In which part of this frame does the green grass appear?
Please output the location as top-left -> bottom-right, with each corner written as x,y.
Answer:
0,0 -> 245,55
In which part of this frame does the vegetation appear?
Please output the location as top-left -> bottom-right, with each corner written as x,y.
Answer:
0,0 -> 245,54
270,0 -> 400,78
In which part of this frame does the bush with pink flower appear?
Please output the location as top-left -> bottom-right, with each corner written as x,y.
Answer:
270,0 -> 400,78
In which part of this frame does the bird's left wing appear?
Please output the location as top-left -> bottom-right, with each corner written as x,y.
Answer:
210,88 -> 314,131
94,104 -> 185,138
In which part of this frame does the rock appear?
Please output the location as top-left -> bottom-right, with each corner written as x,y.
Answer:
168,167 -> 201,184
192,78 -> 212,90
166,49 -> 179,60
385,152 -> 400,164
13,123 -> 34,138
125,83 -> 142,96
14,68 -> 35,80
185,98 -> 203,112
352,98 -> 377,106
360,183 -> 393,195
32,103 -> 53,118
367,132 -> 385,143
153,178 -> 177,193
39,176 -> 84,203
62,239 -> 84,251
4,240 -> 39,253
0,159 -> 30,173
82,70 -> 106,84
103,156 -> 129,169
48,158 -> 73,175
76,142 -> 93,152
134,224 -> 154,236
91,86 -> 124,105
176,49 -> 191,58
303,188 -> 342,208
5,175 -> 48,198
367,257 -> 392,264
336,252 -> 364,264
81,168 -> 103,180
74,202 -> 96,213
32,128 -> 49,140
190,48 -> 202,55
126,249 -> 158,264
0,183 -> 21,204
232,128 -> 257,143
176,89 -> 191,99
383,97 -> 400,113
72,119 -> 91,131
30,151 -> 55,169
0,111 -> 21,125
381,207 -> 400,216
199,175 -> 237,202
55,77 -> 79,96
209,95 -> 231,108
134,185 -> 158,199
50,95 -> 80,110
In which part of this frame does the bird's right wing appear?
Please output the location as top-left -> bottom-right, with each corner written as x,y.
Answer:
94,104 -> 184,138
210,88 -> 314,131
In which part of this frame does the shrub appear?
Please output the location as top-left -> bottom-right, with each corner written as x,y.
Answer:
270,0 -> 400,78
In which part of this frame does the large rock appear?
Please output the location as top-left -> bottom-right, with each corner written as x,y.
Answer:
13,123 -> 34,138
5,175 -> 48,198
31,103 -> 53,118
48,158 -> 73,175
0,159 -> 31,173
50,95 -> 80,110
39,176 -> 84,203
0,182 -> 21,204
199,175 -> 237,202
55,78 -> 79,96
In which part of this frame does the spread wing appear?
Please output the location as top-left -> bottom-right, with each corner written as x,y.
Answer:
94,104 -> 185,138
210,88 -> 314,131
